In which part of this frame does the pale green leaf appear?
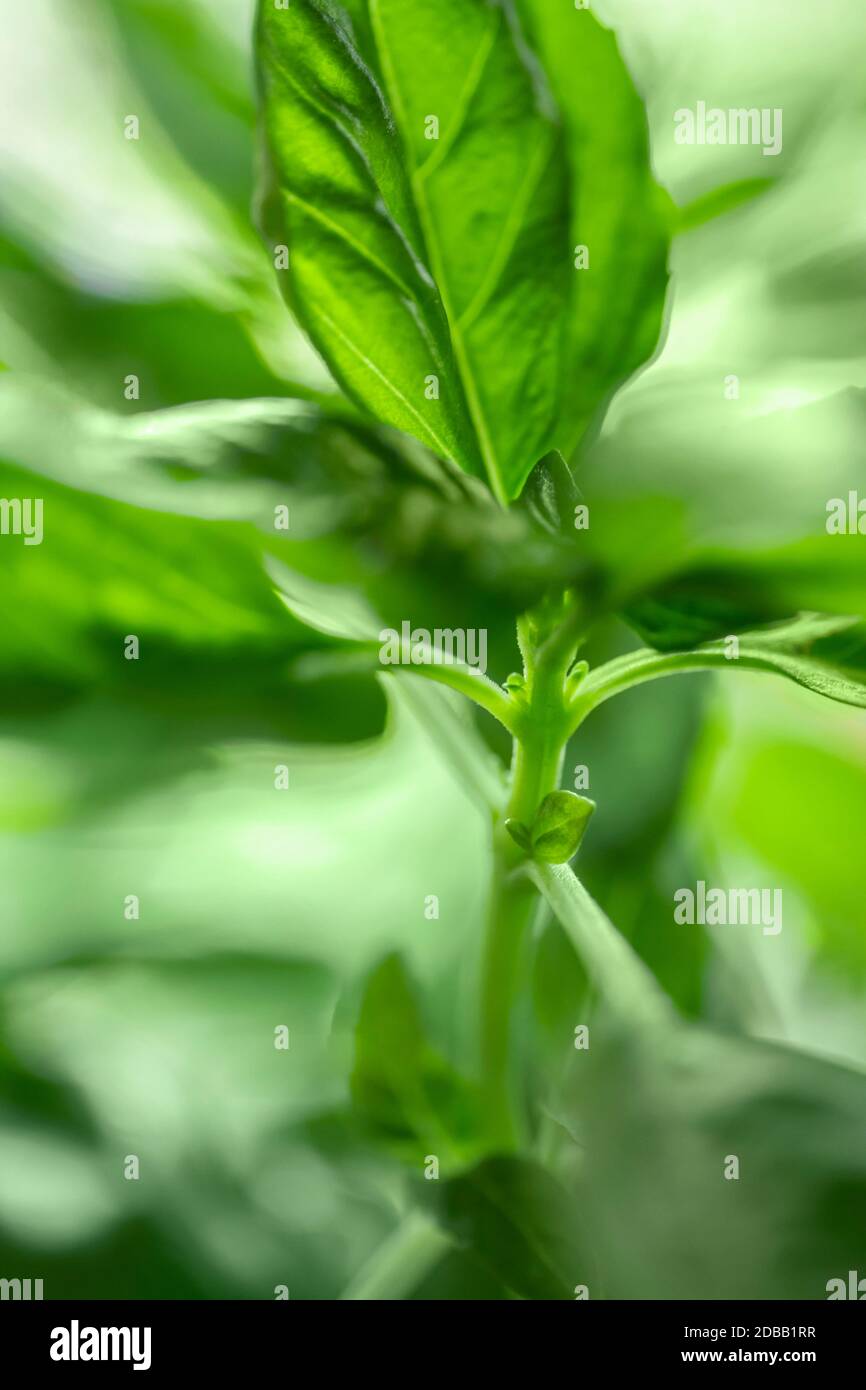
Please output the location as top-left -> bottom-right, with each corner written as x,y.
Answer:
579,382 -> 866,624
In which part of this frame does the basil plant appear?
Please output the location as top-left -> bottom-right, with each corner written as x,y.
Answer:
3,0 -> 864,1302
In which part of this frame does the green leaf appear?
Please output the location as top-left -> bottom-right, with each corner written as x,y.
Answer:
625,574 -> 793,650
530,790 -> 594,863
0,230 -> 301,409
516,450 -> 580,539
504,818 -> 532,852
562,1023 -> 866,1299
0,381 -> 397,742
107,0 -> 258,216
0,373 -> 366,532
578,382 -> 866,625
0,375 -> 589,638
351,954 -> 483,1164
696,721 -> 866,985
0,459 -> 294,671
255,0 -> 578,501
676,176 -> 774,235
418,1154 -> 587,1300
516,1 -> 673,454
267,557 -> 380,642
579,614 -> 866,716
713,613 -> 866,707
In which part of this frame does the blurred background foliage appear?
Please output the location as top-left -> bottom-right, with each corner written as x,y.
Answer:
0,0 -> 864,1298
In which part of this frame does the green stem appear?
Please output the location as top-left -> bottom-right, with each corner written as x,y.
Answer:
340,1210 -> 454,1301
376,641 -> 517,732
507,704 -> 568,824
565,625 -> 859,737
528,860 -> 673,1027
569,647 -> 730,728
479,594 -> 583,1142
479,835 -> 538,1147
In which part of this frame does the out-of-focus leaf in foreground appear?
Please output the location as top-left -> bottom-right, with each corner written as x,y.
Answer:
351,954 -> 483,1165
419,1154 -> 588,1300
0,376 -> 589,660
562,1024 -> 866,1299
578,380 -> 866,629
0,381 -> 391,742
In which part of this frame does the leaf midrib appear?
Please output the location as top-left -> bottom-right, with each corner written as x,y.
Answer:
369,0 -> 509,506
264,33 -> 461,463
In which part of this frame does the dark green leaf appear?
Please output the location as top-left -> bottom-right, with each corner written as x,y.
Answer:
419,1154 -> 588,1300
625,572 -> 791,650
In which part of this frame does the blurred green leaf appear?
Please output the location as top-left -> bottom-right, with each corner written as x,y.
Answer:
563,1023 -> 866,1299
419,1153 -> 587,1300
578,382 -> 866,625
0,377 -> 589,654
705,730 -> 866,983
0,461 -> 295,676
0,374 -> 363,528
106,0 -> 257,216
516,450 -> 581,540
351,955 -> 483,1164
0,397 -> 395,743
268,558 -> 380,642
0,232 -> 300,409
676,176 -> 774,234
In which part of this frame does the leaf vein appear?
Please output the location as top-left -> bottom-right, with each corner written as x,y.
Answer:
415,15 -> 501,184
457,127 -> 558,336
282,189 -> 416,301
313,305 -> 455,460
369,1 -> 507,502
